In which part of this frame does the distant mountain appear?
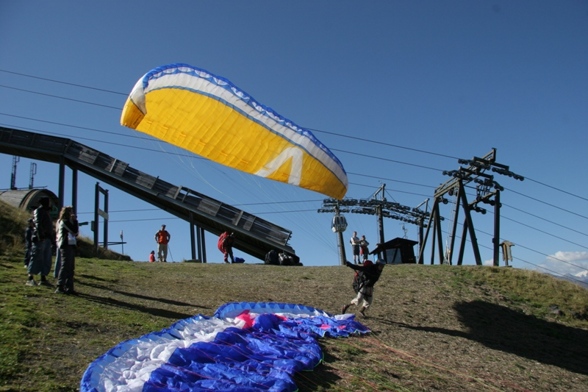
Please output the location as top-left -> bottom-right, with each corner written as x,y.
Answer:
554,271 -> 588,290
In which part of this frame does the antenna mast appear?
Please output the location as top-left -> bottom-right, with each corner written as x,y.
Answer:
10,156 -> 19,190
29,162 -> 37,189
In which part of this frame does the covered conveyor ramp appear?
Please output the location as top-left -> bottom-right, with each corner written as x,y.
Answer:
0,126 -> 297,262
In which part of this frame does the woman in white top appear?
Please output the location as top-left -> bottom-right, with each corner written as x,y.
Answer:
55,206 -> 79,294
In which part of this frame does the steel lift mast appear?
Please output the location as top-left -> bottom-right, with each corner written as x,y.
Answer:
419,148 -> 524,266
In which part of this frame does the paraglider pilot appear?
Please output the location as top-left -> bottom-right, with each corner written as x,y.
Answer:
341,259 -> 385,317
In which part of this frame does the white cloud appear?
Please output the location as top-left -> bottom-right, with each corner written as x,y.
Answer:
483,258 -> 495,267
548,251 -> 588,263
537,251 -> 588,276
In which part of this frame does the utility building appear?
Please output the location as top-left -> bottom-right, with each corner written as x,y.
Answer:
370,237 -> 418,264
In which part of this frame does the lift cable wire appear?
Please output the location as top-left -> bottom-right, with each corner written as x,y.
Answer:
524,177 -> 588,203
332,148 -> 441,172
2,72 -> 588,267
3,119 -> 585,252
448,228 -> 588,277
503,203 -> 588,238
1,68 -> 586,205
504,186 -> 588,221
0,84 -> 120,110
0,69 -> 127,96
501,216 -> 588,251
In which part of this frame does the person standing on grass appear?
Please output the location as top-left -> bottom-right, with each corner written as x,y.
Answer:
341,259 -> 385,317
55,209 -> 78,280
218,231 -> 235,263
154,224 -> 171,262
27,197 -> 54,286
55,206 -> 79,294
350,231 -> 361,264
359,235 -> 370,261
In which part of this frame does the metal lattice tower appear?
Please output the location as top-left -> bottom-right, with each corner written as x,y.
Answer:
419,148 -> 524,266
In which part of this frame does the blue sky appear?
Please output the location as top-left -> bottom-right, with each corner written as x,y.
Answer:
1,1 -> 587,276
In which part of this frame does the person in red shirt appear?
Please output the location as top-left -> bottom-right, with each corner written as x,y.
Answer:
154,225 -> 171,262
218,231 -> 235,263
359,235 -> 370,261
149,250 -> 156,263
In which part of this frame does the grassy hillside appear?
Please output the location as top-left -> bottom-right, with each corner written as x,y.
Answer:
1,202 -> 588,391
0,199 -> 130,261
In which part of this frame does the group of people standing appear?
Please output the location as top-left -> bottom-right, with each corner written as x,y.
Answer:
22,201 -> 384,317
24,197 -> 79,294
149,226 -> 236,264
349,231 -> 370,264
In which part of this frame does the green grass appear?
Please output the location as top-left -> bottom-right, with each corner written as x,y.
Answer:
1,200 -> 588,391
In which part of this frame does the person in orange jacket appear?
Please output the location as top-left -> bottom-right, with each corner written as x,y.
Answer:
154,225 -> 171,262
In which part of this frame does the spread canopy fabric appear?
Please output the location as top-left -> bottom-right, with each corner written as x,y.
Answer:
121,64 -> 348,199
81,302 -> 369,392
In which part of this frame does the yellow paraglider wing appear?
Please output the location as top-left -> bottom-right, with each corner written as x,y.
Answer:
120,64 -> 347,199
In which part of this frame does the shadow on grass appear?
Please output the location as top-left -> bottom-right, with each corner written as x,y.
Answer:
294,350 -> 342,392
378,300 -> 588,376
78,279 -> 205,308
75,278 -> 211,320
77,292 -> 199,320
0,261 -> 18,269
77,273 -> 113,282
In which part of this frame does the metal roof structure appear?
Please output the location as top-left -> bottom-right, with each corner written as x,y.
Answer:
0,126 -> 296,262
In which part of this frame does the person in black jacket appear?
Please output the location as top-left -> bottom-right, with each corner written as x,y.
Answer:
27,197 -> 54,286
341,259 -> 385,317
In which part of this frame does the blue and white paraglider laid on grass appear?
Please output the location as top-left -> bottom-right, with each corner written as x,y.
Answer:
81,302 -> 370,392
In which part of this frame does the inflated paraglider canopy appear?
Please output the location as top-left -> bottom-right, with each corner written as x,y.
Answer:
81,302 -> 369,391
121,63 -> 348,199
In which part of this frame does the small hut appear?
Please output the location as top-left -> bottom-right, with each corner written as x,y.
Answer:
370,237 -> 418,264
